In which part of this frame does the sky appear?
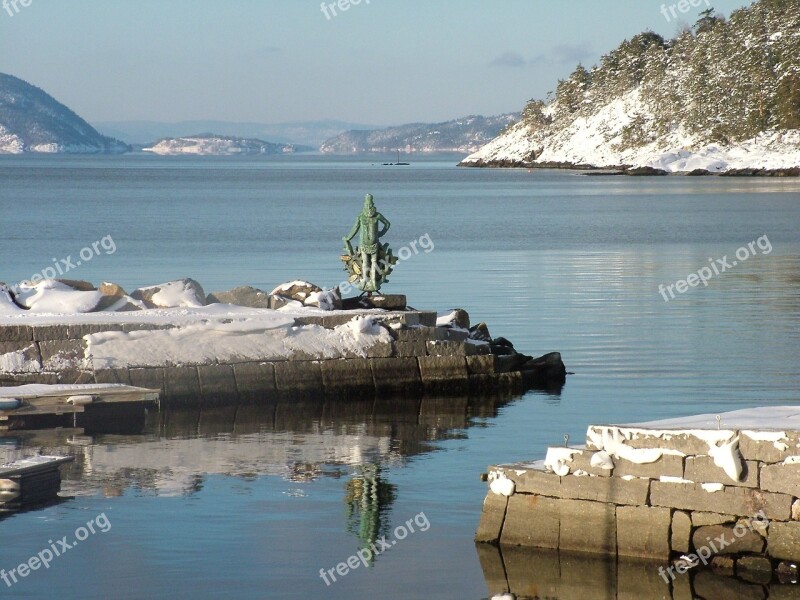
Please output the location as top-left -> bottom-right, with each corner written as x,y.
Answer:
0,0 -> 754,126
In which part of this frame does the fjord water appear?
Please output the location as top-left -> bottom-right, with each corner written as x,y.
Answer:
1,154 -> 799,599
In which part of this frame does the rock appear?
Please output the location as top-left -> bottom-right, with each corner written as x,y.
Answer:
737,556 -> 773,585
710,555 -> 736,576
792,499 -> 800,520
438,308 -> 470,329
520,352 -> 567,386
207,286 -> 271,308
56,279 -> 96,291
269,280 -> 322,303
0,283 -> 25,313
304,288 -> 342,311
269,295 -> 302,310
469,322 -> 492,343
131,278 -> 206,308
99,282 -> 127,297
625,166 -> 668,176
492,337 -> 514,349
776,561 -> 798,584
687,168 -> 712,176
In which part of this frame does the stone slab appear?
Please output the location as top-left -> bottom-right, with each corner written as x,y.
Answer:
0,325 -> 33,343
198,364 -> 238,405
613,454 -> 684,479
568,450 -> 612,477
475,491 -> 508,544
274,361 -> 323,393
761,463 -> 800,497
93,368 -> 132,385
38,339 -> 85,371
466,355 -> 496,375
0,342 -> 41,372
559,499 -> 617,555
616,505 -> 671,559
692,511 -> 737,526
741,431 -> 800,463
693,524 -> 766,554
685,455 -> 759,488
128,368 -> 165,394
672,510 -> 692,553
320,359 -> 374,395
769,521 -> 800,560
501,493 -> 559,548
370,357 -> 421,394
163,366 -> 202,405
394,341 -> 428,358
233,362 -> 276,402
650,480 -> 792,520
417,355 -> 468,382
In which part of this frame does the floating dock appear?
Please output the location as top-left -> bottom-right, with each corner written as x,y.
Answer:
0,384 -> 159,430
0,455 -> 73,512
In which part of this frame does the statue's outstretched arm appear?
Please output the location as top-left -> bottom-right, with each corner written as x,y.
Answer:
378,214 -> 390,236
344,218 -> 360,242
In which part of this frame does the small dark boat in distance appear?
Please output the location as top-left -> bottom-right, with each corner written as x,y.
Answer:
383,150 -> 410,166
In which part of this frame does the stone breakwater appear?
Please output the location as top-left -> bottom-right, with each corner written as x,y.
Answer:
0,309 -> 566,407
476,408 -> 800,579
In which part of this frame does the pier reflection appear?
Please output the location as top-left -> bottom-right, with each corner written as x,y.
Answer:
478,543 -> 799,600
0,393 -> 525,546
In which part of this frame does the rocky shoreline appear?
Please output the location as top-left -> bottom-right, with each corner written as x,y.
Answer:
458,158 -> 800,176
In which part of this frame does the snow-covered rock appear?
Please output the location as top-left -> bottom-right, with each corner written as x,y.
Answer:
131,279 -> 207,308
14,280 -> 105,313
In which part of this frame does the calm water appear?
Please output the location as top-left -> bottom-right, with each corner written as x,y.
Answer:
1,154 -> 799,599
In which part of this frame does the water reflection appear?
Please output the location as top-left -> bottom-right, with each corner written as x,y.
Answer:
0,393 -> 522,550
478,544 -> 800,599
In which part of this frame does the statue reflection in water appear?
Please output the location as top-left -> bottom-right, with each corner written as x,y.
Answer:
344,463 -> 396,564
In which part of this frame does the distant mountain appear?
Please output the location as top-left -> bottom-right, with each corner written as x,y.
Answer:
461,0 -> 800,173
142,134 -> 314,156
0,73 -> 129,154
319,114 -> 518,154
95,120 -> 382,148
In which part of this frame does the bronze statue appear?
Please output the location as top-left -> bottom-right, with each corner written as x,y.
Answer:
342,194 -> 396,293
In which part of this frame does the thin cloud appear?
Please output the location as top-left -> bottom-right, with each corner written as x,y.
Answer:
489,52 -> 527,68
551,43 -> 592,64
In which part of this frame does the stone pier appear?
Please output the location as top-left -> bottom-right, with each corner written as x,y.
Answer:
477,408 -> 800,578
0,308 -> 566,407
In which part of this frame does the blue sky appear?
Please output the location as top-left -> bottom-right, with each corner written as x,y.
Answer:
0,0 -> 753,125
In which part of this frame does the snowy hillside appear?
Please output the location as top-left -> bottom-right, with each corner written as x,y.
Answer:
0,73 -> 129,154
462,0 -> 800,173
321,114 -> 517,154
143,135 -> 312,156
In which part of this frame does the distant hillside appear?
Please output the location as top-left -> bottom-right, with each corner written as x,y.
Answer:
142,134 -> 313,156
462,0 -> 800,173
96,120 -> 381,148
0,73 -> 128,154
320,114 -> 518,154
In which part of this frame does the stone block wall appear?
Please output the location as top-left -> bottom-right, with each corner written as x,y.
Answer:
0,311 -> 539,406
477,423 -> 800,574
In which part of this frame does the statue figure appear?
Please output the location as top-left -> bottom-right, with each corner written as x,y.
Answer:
342,194 -> 396,293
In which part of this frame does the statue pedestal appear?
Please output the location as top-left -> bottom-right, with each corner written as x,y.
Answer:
342,294 -> 407,311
